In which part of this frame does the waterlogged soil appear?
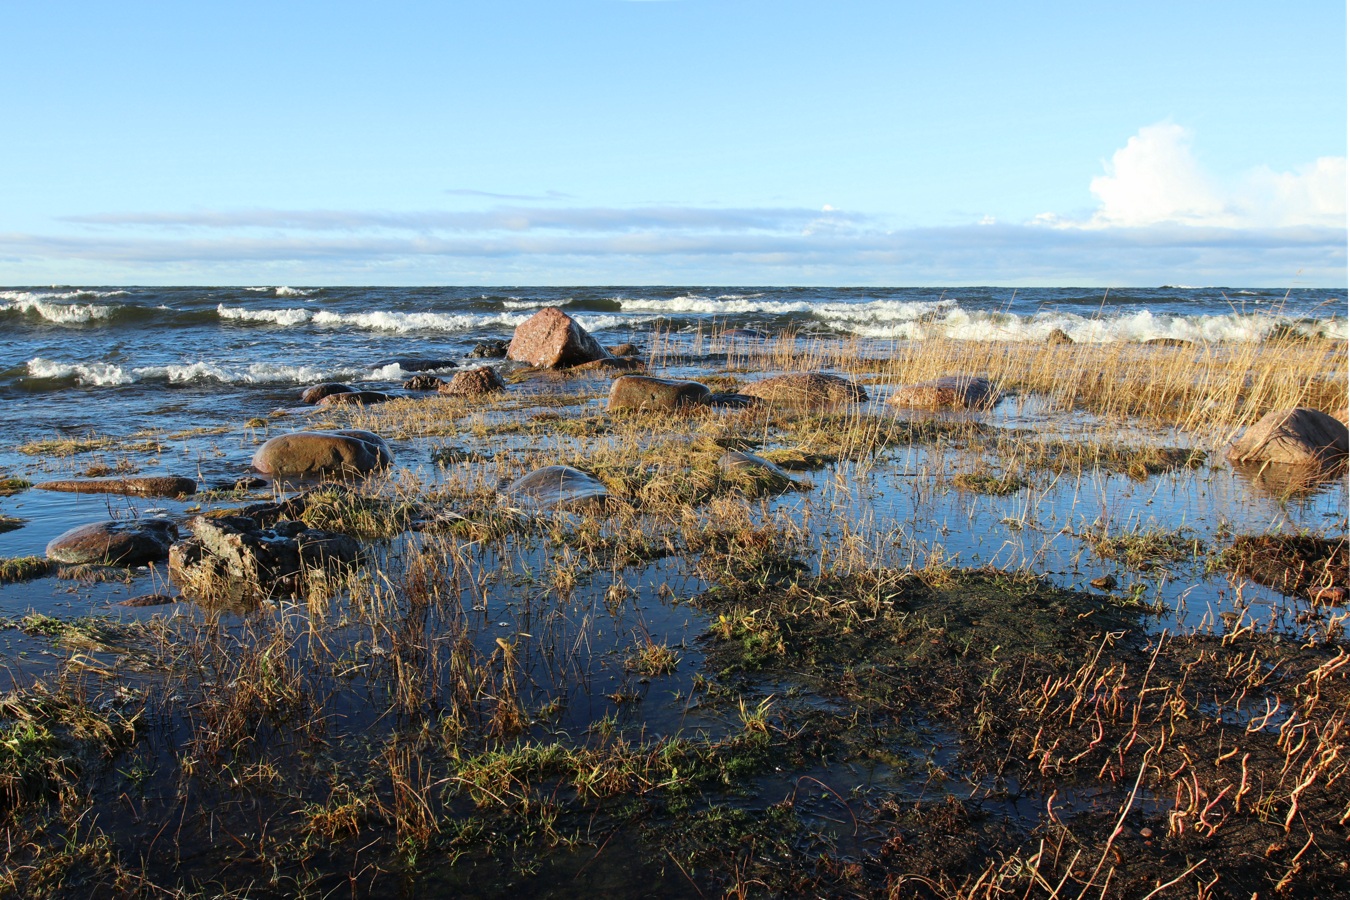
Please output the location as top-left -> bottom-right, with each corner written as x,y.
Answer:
0,348 -> 1347,898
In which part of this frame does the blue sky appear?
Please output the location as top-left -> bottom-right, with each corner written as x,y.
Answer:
1,1 -> 1344,286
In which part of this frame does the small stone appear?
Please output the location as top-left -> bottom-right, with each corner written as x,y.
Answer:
403,374 -> 446,391
300,383 -> 355,404
607,343 -> 640,357
1090,574 -> 1118,591
1138,827 -> 1153,839
469,339 -> 509,359
119,593 -> 178,608
317,390 -> 394,407
438,366 -> 506,397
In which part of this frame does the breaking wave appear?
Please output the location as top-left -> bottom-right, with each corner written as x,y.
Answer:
24,356 -> 464,388
0,290 -> 129,325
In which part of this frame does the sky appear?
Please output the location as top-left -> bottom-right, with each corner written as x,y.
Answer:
0,1 -> 1344,287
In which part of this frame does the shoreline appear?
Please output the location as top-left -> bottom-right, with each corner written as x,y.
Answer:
1,321 -> 1347,897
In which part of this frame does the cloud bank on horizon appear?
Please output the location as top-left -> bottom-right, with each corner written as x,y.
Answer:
1,123 -> 1344,287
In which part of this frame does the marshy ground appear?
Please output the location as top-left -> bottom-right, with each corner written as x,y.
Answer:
0,333 -> 1347,898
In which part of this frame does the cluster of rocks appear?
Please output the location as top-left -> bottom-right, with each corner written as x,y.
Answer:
168,511 -> 361,606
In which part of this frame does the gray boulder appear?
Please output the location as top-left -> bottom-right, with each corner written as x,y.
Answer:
506,466 -> 610,511
1227,408 -> 1349,467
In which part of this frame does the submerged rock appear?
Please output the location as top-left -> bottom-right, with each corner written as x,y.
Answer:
300,383 -> 354,404
1046,328 -> 1074,345
607,375 -> 710,411
1226,408 -> 1348,467
438,366 -> 506,397
889,376 -> 998,410
169,515 -> 361,604
741,373 -> 867,406
716,450 -> 798,493
252,430 -> 393,478
317,390 -> 394,407
34,476 -> 197,498
403,374 -> 446,391
470,339 -> 510,359
46,519 -> 177,566
507,307 -> 612,368
506,466 -> 610,511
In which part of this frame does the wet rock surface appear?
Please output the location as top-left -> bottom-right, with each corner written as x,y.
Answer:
1226,407 -> 1349,467
1047,328 -> 1074,345
505,465 -> 610,511
716,450 -> 798,492
252,430 -> 393,478
33,476 -> 197,498
317,390 -> 394,407
45,519 -> 177,566
469,339 -> 509,358
607,375 -> 710,411
300,383 -> 355,404
438,366 -> 506,397
889,375 -> 998,410
403,374 -> 446,391
169,515 -> 361,604
506,307 -> 612,368
740,373 -> 867,406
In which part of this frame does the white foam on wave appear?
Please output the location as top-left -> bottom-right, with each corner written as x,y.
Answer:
826,307 -> 1347,343
26,356 -> 403,387
502,297 -> 572,309
1,290 -> 125,324
218,304 -> 312,326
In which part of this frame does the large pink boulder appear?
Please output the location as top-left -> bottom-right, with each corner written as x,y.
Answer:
507,307 -> 612,368
1226,408 -> 1348,467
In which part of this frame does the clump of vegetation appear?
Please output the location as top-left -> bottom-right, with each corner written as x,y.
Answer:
625,639 -> 681,676
299,485 -> 419,539
1218,533 -> 1348,599
0,556 -> 49,583
952,471 -> 1027,495
0,514 -> 25,534
0,476 -> 31,496
1084,525 -> 1206,569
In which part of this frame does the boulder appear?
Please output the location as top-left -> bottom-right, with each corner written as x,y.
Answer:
506,466 -> 610,511
507,307 -> 612,368
705,393 -> 761,409
252,430 -> 393,478
889,376 -> 998,410
372,357 -> 457,372
438,366 -> 506,397
403,374 -> 446,391
34,476 -> 196,498
716,451 -> 797,493
608,375 -> 710,411
570,357 -> 645,374
46,519 -> 177,566
169,515 -> 361,604
1144,338 -> 1194,348
740,373 -> 867,406
1046,328 -> 1074,346
607,343 -> 641,358
1226,408 -> 1349,467
301,383 -> 354,404
470,340 -> 510,359
317,390 -> 394,407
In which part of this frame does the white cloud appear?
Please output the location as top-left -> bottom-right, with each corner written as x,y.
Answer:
1048,122 -> 1346,230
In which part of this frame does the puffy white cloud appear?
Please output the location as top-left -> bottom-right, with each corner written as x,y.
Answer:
1050,122 -> 1346,230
